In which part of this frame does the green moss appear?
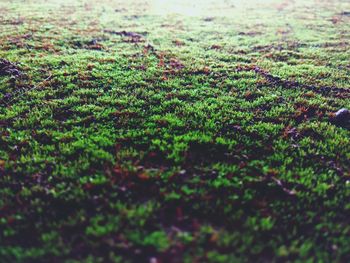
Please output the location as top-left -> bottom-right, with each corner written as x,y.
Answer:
0,0 -> 349,262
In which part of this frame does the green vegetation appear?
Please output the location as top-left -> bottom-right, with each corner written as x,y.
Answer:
0,0 -> 349,262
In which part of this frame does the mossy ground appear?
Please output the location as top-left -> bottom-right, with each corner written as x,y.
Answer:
0,0 -> 350,262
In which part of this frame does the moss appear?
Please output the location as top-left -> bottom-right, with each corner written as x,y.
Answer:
0,0 -> 350,262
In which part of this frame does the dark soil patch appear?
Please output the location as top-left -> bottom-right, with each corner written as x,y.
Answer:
0,59 -> 23,77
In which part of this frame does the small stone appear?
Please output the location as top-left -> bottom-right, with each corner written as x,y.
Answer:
178,170 -> 186,175
334,108 -> 350,126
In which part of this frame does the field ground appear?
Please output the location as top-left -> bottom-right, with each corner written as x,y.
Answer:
0,0 -> 350,262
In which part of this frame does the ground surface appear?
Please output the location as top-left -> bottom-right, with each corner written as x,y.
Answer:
0,0 -> 350,262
